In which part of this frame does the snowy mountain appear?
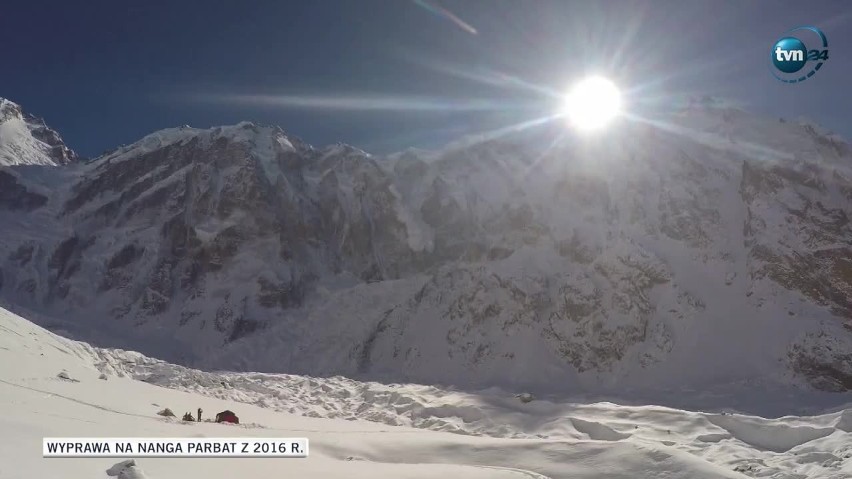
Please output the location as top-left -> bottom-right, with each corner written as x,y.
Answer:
3,305 -> 852,478
0,98 -> 79,166
1,99 -> 851,397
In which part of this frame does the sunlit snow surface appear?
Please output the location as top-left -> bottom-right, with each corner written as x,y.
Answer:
0,98 -> 76,166
1,306 -> 850,479
1,103 -> 852,407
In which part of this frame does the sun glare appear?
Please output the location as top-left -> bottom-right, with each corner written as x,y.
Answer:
562,76 -> 622,132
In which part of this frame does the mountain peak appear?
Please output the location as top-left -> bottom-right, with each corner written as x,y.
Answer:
0,97 -> 80,166
0,98 -> 22,119
93,121 -> 305,168
2,101 -> 852,395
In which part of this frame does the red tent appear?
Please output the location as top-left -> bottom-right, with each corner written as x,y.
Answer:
215,410 -> 239,424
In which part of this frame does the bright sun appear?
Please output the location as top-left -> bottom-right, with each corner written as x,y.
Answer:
562,76 -> 622,132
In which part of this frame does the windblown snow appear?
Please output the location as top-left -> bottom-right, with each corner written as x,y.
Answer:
2,306 -> 851,478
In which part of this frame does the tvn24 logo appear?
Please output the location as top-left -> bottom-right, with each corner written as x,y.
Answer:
771,26 -> 829,83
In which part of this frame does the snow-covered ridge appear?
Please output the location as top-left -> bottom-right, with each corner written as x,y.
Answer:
2,304 -> 852,478
0,97 -> 79,166
92,121 -> 299,164
1,99 -> 852,398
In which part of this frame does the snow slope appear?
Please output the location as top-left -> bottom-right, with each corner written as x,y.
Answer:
0,98 -> 78,166
2,306 -> 852,478
1,99 -> 852,398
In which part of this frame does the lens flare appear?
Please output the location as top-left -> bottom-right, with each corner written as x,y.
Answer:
562,76 -> 622,132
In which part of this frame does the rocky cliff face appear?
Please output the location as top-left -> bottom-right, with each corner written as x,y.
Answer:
0,101 -> 850,393
0,98 -> 79,166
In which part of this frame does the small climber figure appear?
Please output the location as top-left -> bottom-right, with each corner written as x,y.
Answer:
197,407 -> 203,422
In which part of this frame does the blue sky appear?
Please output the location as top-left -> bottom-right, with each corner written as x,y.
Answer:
2,0 -> 850,157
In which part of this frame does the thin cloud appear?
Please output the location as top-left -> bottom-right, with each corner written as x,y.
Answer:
190,92 -> 532,113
